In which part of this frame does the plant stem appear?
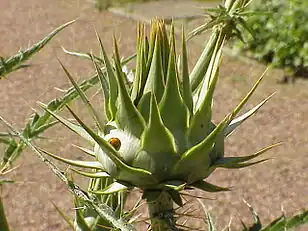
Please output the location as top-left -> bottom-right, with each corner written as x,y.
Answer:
0,194 -> 10,231
147,191 -> 178,231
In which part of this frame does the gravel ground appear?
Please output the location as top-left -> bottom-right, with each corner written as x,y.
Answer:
0,0 -> 307,230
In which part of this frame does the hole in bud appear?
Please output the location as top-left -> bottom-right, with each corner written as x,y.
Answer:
108,137 -> 121,151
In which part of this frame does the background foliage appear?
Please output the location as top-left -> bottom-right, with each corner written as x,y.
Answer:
234,0 -> 308,76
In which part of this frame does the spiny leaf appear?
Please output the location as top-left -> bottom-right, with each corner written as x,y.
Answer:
192,180 -> 230,192
181,25 -> 193,116
51,201 -> 74,230
188,34 -> 224,146
58,60 -> 104,130
0,20 -> 75,77
213,143 -> 281,168
141,93 -> 176,154
112,37 -> 146,138
159,24 -> 189,153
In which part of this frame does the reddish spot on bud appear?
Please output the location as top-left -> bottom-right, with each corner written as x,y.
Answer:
108,137 -> 121,151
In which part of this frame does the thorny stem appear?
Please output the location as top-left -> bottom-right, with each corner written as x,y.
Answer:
147,191 -> 179,231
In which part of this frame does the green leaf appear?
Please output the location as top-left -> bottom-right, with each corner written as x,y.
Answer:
131,24 -> 147,105
217,159 -> 270,169
192,180 -> 230,192
90,53 -> 111,122
112,39 -> 146,138
137,93 -> 177,179
173,114 -> 231,182
0,20 -> 75,77
284,210 -> 308,230
160,180 -> 186,192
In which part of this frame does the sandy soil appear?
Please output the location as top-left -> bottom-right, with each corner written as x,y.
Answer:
0,0 -> 307,230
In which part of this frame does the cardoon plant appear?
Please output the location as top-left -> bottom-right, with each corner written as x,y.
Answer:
0,0 -> 283,230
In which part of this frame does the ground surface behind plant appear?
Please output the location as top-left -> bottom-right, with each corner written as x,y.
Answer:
0,0 -> 307,230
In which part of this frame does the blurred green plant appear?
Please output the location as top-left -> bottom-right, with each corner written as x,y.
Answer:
234,0 -> 308,81
201,200 -> 308,231
94,0 -> 152,11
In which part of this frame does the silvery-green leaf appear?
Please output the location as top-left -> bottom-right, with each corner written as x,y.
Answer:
40,148 -> 104,169
71,168 -> 110,178
37,102 -> 94,143
91,182 -> 128,195
58,60 -> 104,130
225,93 -> 275,137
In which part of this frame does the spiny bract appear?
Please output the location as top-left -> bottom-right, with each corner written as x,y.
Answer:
41,19 -> 277,197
